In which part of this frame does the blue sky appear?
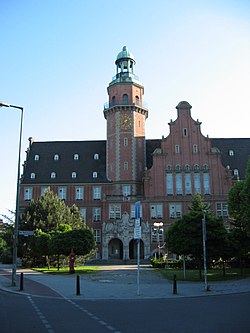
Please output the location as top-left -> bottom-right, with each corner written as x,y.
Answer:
1,0 -> 250,217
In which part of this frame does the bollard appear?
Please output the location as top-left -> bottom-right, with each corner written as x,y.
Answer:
173,274 -> 177,294
20,272 -> 24,291
76,275 -> 81,296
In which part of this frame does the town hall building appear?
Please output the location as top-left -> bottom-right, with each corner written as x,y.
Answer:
19,46 -> 250,261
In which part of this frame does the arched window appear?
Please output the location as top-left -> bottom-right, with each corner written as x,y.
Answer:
194,164 -> 200,171
175,164 -> 181,172
72,172 -> 77,179
51,172 -> 56,179
122,94 -> 128,105
34,154 -> 39,161
135,96 -> 140,106
94,153 -> 99,160
30,172 -> 36,179
229,150 -> 234,156
112,96 -> 116,106
233,169 -> 239,176
74,154 -> 79,160
185,164 -> 191,172
54,154 -> 59,161
93,171 -> 98,178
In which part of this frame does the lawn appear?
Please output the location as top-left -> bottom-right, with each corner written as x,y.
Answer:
32,265 -> 99,275
157,267 -> 250,281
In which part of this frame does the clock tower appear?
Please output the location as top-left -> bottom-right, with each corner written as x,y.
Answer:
103,46 -> 148,196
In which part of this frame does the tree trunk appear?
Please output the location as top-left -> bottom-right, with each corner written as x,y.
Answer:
222,260 -> 226,277
57,254 -> 60,271
199,258 -> 202,280
46,255 -> 50,270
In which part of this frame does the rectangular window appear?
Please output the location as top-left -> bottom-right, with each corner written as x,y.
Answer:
150,204 -> 163,219
194,173 -> 201,193
203,173 -> 211,194
93,207 -> 101,222
176,173 -> 183,195
24,187 -> 32,201
124,137 -> 128,146
122,185 -> 131,196
93,186 -> 101,200
80,208 -> 86,222
94,229 -> 101,244
109,204 -> 121,219
151,226 -> 164,243
41,186 -> 49,196
185,173 -> 192,195
216,203 -> 228,218
58,187 -> 66,200
75,187 -> 84,200
130,204 -> 143,219
193,144 -> 198,153
124,162 -> 128,170
166,173 -> 173,195
175,145 -> 180,153
169,204 -> 182,219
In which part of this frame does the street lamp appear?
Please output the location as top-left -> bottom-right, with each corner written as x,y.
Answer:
153,222 -> 163,259
0,102 -> 24,287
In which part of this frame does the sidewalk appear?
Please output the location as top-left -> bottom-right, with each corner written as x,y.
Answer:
0,264 -> 249,300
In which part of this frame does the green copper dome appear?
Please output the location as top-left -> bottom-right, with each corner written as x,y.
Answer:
115,46 -> 135,64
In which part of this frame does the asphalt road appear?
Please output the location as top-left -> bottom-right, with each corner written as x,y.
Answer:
1,291 -> 250,333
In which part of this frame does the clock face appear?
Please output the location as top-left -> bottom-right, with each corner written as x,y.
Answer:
120,115 -> 133,130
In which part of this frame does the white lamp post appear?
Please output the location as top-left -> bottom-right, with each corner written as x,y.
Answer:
153,222 -> 163,258
0,102 -> 24,287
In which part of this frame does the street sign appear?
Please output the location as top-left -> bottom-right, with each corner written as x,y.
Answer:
19,230 -> 34,236
135,218 -> 140,227
134,226 -> 141,239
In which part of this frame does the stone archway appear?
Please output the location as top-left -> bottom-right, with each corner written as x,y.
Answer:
129,239 -> 144,259
108,238 -> 123,259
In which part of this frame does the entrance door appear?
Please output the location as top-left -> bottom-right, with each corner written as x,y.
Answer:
129,239 -> 144,259
108,238 -> 123,259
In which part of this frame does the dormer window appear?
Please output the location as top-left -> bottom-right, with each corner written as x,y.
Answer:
51,172 -> 56,179
54,154 -> 59,161
72,172 -> 77,179
93,172 -> 98,178
74,154 -> 79,160
94,153 -> 99,160
30,172 -> 36,179
233,169 -> 239,177
34,154 -> 39,161
229,150 -> 234,156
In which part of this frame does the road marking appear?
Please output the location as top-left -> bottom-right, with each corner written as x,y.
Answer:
27,296 -> 55,333
64,297 -> 124,333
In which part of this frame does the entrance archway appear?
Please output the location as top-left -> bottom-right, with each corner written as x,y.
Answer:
129,239 -> 144,259
108,238 -> 123,259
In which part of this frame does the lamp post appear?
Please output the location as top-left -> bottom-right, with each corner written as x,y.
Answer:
0,102 -> 24,287
153,222 -> 163,259
202,213 -> 208,291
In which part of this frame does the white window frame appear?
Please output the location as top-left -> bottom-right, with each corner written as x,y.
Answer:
109,204 -> 121,219
41,186 -> 49,196
130,204 -> 143,219
203,172 -> 211,195
176,173 -> 183,195
75,187 -> 84,200
34,154 -> 39,161
166,173 -> 173,195
122,185 -> 131,196
74,154 -> 79,160
185,173 -> 192,195
194,173 -> 201,193
216,203 -> 229,218
169,203 -> 182,219
94,153 -> 99,160
94,229 -> 101,244
58,187 -> 67,200
93,186 -> 101,200
151,226 -> 164,243
24,187 -> 32,201
93,171 -> 98,178
51,172 -> 56,179
93,207 -> 101,222
72,172 -> 77,179
54,154 -> 59,161
150,204 -> 163,219
30,172 -> 36,179
80,208 -> 86,222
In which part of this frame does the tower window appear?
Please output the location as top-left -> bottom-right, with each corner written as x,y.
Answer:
122,94 -> 129,105
135,96 -> 140,106
193,144 -> 198,153
175,145 -> 180,153
111,96 -> 116,106
183,128 -> 188,137
124,162 -> 128,170
124,138 -> 128,146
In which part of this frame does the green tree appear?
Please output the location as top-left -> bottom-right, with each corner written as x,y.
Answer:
165,194 -> 227,278
228,160 -> 250,271
20,189 -> 83,233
